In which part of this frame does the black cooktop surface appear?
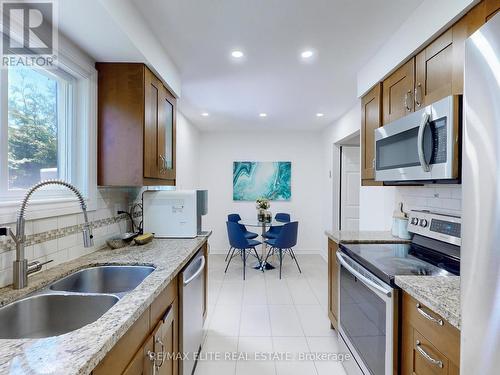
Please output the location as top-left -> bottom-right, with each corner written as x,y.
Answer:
339,242 -> 459,285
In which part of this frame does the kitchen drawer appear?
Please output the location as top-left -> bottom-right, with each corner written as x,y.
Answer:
402,292 -> 460,365
412,330 -> 450,375
150,277 -> 178,330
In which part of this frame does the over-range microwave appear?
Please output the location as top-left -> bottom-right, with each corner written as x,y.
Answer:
375,95 -> 461,184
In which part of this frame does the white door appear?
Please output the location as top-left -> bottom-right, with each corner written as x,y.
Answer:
340,146 -> 360,230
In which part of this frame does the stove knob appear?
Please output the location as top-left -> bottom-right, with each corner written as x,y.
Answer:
419,219 -> 428,228
411,217 -> 419,225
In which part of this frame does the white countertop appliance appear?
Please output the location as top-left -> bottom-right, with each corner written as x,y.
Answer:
143,190 -> 208,238
462,12 -> 500,375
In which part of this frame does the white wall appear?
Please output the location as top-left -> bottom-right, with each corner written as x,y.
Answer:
322,103 -> 361,235
176,112 -> 200,189
321,103 -> 396,240
199,131 -> 323,254
359,187 -> 395,230
98,0 -> 181,97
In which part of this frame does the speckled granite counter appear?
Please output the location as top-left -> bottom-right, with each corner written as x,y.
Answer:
0,234 -> 210,375
395,275 -> 460,330
326,230 -> 411,244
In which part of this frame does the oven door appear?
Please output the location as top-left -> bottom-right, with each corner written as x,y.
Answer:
336,252 -> 397,375
374,95 -> 460,182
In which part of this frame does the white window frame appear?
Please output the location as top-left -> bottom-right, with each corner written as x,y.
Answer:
0,67 -> 73,198
0,38 -> 97,224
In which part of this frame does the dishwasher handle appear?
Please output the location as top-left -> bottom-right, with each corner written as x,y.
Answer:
183,255 -> 206,286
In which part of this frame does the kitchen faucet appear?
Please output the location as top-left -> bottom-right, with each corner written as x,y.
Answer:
0,180 -> 94,289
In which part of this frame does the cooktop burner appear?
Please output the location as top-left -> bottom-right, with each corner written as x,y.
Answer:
339,242 -> 458,285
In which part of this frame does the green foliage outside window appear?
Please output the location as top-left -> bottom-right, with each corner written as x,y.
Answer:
7,69 -> 59,189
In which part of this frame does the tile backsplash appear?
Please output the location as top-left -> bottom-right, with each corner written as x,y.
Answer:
396,185 -> 462,215
0,188 -> 132,288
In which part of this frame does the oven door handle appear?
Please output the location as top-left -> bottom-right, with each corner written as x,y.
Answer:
336,252 -> 392,297
417,112 -> 431,172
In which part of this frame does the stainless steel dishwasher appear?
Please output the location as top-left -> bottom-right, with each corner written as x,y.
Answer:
180,250 -> 206,375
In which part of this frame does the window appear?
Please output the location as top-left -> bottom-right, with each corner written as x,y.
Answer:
0,47 -> 97,222
3,67 -> 73,191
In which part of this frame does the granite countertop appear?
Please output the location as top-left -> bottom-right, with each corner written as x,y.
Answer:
395,275 -> 460,330
0,233 -> 211,375
325,230 -> 411,244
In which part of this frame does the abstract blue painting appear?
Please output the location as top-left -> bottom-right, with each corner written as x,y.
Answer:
233,161 -> 291,201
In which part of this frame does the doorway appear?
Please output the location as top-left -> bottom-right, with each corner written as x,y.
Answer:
339,146 -> 360,230
331,131 -> 360,231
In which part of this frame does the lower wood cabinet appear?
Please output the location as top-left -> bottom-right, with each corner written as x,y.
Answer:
93,277 -> 179,375
93,242 -> 209,375
401,292 -> 460,375
327,238 -> 339,330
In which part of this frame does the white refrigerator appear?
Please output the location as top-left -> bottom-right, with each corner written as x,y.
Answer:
462,12 -> 500,375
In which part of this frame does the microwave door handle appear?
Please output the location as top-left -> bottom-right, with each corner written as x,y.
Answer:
417,112 -> 431,172
336,252 -> 392,297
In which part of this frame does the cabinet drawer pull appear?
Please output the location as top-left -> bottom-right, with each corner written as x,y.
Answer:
416,340 -> 444,368
416,303 -> 444,326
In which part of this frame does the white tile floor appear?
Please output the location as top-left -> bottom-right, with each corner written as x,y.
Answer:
194,253 -> 348,375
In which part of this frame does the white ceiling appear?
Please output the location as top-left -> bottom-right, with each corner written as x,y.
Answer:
58,0 -> 144,62
133,0 -> 423,132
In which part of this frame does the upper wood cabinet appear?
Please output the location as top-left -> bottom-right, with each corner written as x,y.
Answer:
382,59 -> 415,125
97,63 -> 176,187
485,0 -> 500,21
414,21 -> 467,109
361,83 -> 382,184
466,0 -> 500,37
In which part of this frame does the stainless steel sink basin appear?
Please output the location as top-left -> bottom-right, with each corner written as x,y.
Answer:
0,294 -> 119,339
49,265 -> 156,295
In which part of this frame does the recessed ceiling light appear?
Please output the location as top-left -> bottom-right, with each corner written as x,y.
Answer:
316,113 -> 324,117
201,112 -> 209,117
259,113 -> 267,118
231,50 -> 244,58
301,50 -> 314,59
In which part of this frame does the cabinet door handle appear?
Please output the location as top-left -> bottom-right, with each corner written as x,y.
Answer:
147,350 -> 159,375
415,83 -> 422,107
159,155 -> 165,174
415,340 -> 444,368
404,90 -> 413,112
416,303 -> 444,325
155,336 -> 166,368
372,158 -> 376,169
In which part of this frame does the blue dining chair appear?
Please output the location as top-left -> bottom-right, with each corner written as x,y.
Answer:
225,221 -> 263,280
226,214 -> 259,261
263,213 -> 291,240
263,221 -> 300,279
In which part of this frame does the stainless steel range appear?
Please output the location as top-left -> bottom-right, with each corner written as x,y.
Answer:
337,210 -> 461,375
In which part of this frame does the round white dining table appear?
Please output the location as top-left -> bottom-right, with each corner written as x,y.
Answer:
239,219 -> 286,270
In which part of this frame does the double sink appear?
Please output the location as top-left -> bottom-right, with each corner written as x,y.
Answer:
0,265 -> 155,339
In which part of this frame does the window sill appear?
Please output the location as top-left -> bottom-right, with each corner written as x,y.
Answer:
0,196 -> 96,224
